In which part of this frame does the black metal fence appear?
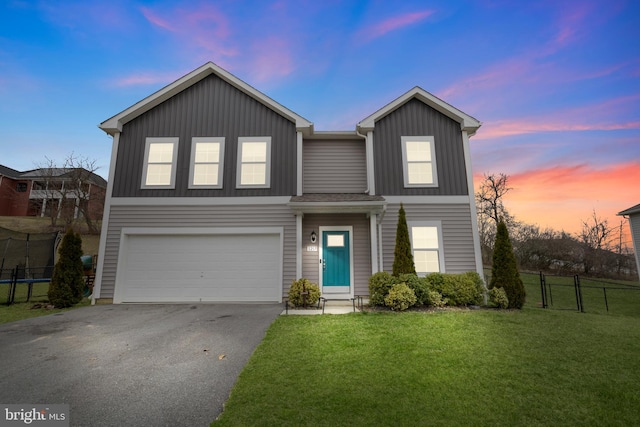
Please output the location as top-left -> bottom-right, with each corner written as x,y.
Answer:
0,265 -> 53,305
539,272 -> 640,316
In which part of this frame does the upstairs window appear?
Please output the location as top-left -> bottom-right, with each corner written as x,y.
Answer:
142,137 -> 179,189
401,136 -> 438,187
237,137 -> 271,188
189,137 -> 225,189
410,223 -> 444,275
16,182 -> 28,192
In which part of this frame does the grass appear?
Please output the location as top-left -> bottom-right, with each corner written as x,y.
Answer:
0,281 -> 91,324
213,272 -> 640,426
520,271 -> 640,316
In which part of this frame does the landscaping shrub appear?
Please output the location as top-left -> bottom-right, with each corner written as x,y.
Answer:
490,220 -> 526,309
48,228 -> 84,308
288,278 -> 320,307
384,283 -> 417,311
425,272 -> 484,306
426,290 -> 448,308
489,287 -> 509,309
398,273 -> 430,305
392,204 -> 416,276
368,271 -> 396,306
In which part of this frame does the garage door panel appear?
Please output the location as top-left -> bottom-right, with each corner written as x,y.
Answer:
117,233 -> 282,303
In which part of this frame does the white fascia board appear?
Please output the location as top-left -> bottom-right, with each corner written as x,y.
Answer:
382,195 -> 470,205
357,87 -> 481,135
109,196 -> 291,206
100,62 -> 313,136
288,201 -> 387,216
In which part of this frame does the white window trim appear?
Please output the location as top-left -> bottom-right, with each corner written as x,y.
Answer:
408,221 -> 445,276
188,137 -> 225,189
401,136 -> 438,188
236,136 -> 272,189
141,137 -> 179,189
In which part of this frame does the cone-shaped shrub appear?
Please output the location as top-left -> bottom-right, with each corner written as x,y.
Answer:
490,220 -> 525,309
48,228 -> 84,307
393,203 -> 416,276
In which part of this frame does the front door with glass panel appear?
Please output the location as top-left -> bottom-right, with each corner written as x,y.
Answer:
320,229 -> 351,295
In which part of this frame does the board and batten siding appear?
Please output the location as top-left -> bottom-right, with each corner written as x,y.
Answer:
99,203 -> 296,299
380,203 -> 477,274
301,214 -> 371,296
373,98 -> 469,196
112,73 -> 297,198
302,139 -> 367,193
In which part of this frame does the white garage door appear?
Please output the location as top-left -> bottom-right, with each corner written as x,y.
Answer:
116,232 -> 282,303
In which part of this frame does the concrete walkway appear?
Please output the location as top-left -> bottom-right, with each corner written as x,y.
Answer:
281,299 -> 364,315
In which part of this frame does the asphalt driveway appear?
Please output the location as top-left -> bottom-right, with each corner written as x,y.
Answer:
0,304 -> 283,426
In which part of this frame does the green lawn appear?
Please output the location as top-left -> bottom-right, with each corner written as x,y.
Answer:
213,273 -> 640,426
0,282 -> 90,324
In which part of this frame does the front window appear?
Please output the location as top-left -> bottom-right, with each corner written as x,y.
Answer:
401,136 -> 437,187
410,223 -> 443,275
237,137 -> 271,188
189,137 -> 224,188
142,137 -> 179,189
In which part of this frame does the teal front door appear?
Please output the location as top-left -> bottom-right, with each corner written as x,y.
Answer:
322,230 -> 351,294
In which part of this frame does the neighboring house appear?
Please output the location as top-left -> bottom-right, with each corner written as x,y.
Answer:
0,165 -> 106,220
93,62 -> 483,304
618,203 -> 640,278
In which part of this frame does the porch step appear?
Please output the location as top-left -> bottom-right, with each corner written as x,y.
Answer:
282,297 -> 367,315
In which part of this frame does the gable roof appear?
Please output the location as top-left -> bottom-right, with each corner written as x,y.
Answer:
0,165 -> 22,179
357,86 -> 482,136
618,203 -> 640,216
1,166 -> 107,187
100,62 -> 314,136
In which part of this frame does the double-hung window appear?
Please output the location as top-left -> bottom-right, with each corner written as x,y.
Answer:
401,136 -> 437,187
189,137 -> 225,188
237,137 -> 271,188
141,137 -> 179,189
410,222 -> 444,275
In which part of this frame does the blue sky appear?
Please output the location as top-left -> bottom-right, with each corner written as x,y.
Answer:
1,0 -> 639,238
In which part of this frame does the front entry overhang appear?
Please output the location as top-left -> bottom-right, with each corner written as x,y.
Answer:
288,194 -> 387,217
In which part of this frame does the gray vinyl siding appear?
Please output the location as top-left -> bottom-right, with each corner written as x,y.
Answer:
99,203 -> 296,299
301,214 -> 371,296
630,213 -> 640,276
380,203 -> 477,274
374,98 -> 469,196
112,73 -> 297,198
303,139 -> 367,193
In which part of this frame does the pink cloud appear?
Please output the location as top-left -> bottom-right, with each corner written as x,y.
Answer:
473,161 -> 640,235
473,94 -> 640,139
139,3 -> 237,61
358,10 -> 435,43
249,36 -> 295,83
111,71 -> 186,87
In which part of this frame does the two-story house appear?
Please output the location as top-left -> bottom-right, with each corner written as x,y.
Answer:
0,165 -> 106,220
93,62 -> 482,304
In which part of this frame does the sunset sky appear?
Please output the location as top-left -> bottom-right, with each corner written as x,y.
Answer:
1,1 -> 639,246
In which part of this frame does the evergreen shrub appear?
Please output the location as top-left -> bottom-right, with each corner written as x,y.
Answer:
489,287 -> 509,309
490,220 -> 526,309
384,283 -> 417,311
398,273 -> 430,305
288,278 -> 320,307
368,271 -> 396,306
48,228 -> 84,308
392,204 -> 416,276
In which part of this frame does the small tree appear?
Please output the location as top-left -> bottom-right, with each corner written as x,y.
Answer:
490,220 -> 525,309
48,229 -> 85,307
393,203 -> 416,276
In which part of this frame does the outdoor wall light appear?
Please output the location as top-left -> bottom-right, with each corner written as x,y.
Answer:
310,231 -> 317,243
